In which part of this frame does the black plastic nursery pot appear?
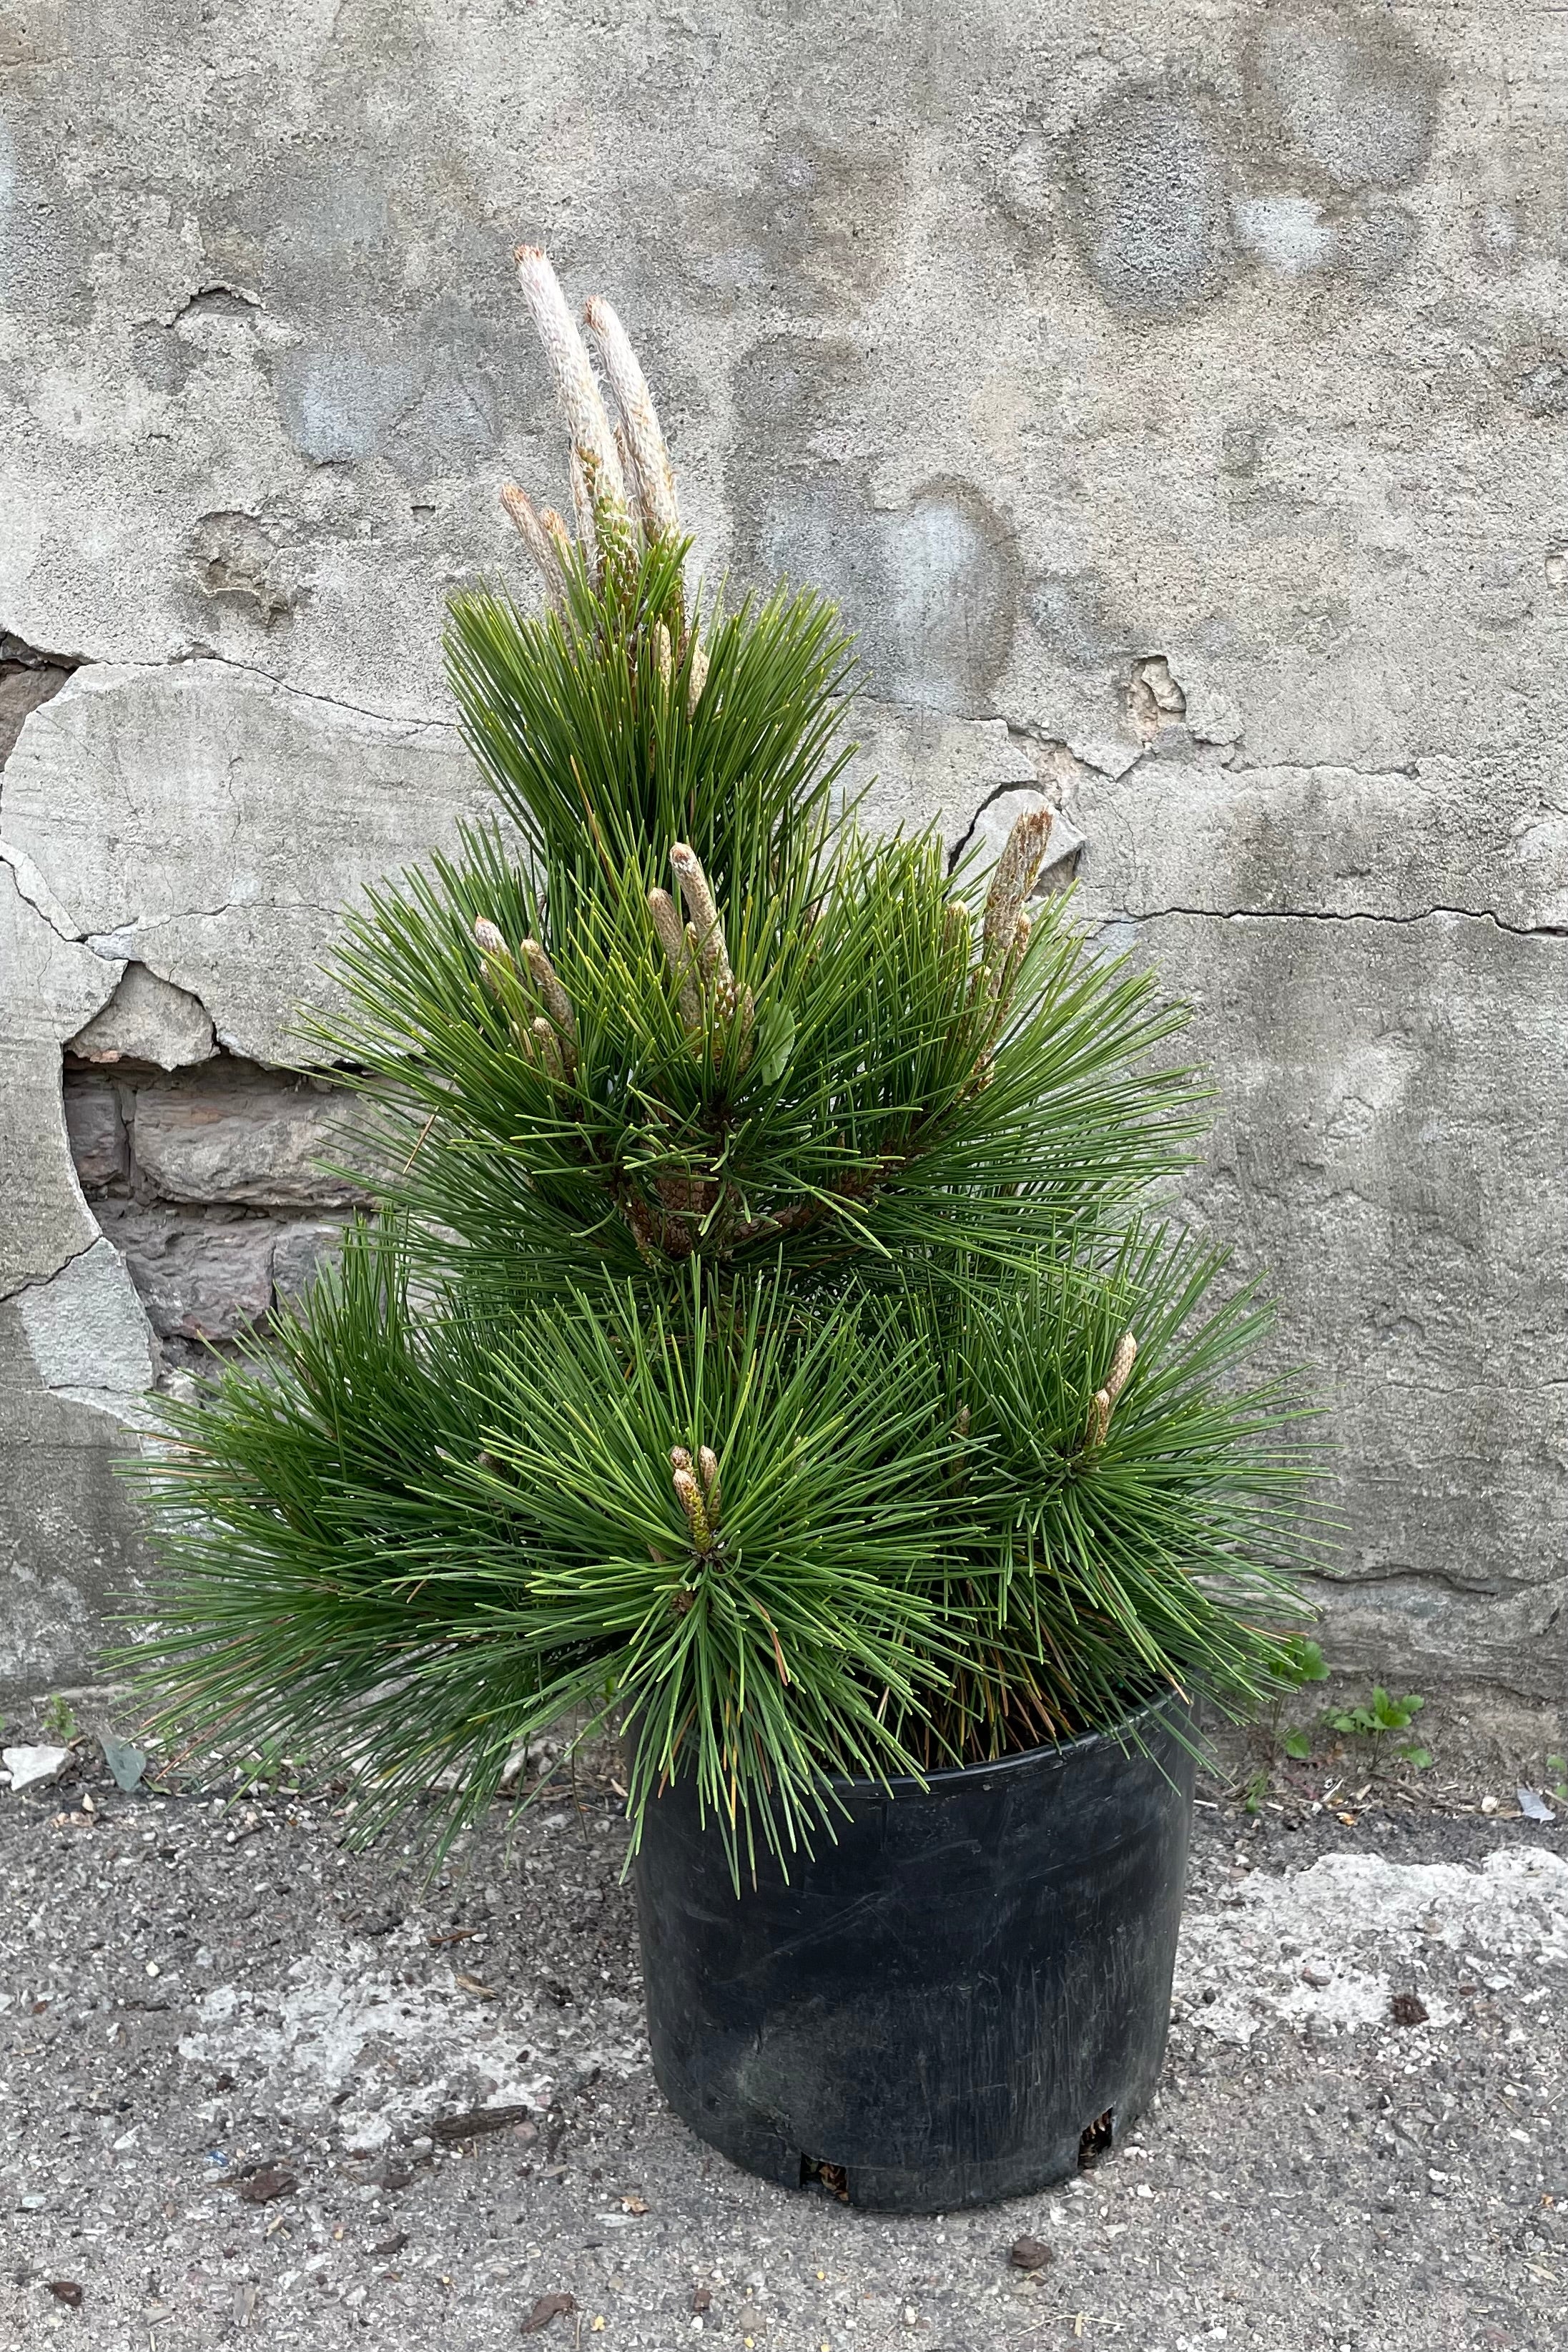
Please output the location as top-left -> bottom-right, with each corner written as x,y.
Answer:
631,1702 -> 1195,2213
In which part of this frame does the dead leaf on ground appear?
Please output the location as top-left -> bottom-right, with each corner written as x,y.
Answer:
237,2165 -> 297,2205
453,1970 -> 496,1999
48,2281 -> 84,2308
1010,2234 -> 1053,2271
620,2193 -> 649,2215
1390,1989 -> 1429,2027
522,2290 -> 576,2332
428,1925 -> 479,1947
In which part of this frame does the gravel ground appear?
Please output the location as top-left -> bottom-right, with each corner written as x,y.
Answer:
2,1726 -> 1565,2352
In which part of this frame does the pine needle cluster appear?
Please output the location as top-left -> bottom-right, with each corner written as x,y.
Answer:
129,251 -> 1320,1874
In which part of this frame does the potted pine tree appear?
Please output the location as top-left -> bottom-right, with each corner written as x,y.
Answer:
132,249 -> 1314,2211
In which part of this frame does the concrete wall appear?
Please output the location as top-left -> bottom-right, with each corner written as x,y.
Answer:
1,1 -> 1564,1708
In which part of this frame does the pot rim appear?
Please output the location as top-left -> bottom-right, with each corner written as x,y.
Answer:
822,1691 -> 1191,1801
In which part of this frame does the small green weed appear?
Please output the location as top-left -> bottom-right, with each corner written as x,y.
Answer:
1280,1635 -> 1330,1689
237,1737 -> 290,1795
1546,1755 -> 1568,1803
1262,1635 -> 1330,1763
1324,1685 -> 1431,1770
41,1694 -> 79,1743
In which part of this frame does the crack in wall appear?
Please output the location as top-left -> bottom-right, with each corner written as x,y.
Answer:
0,633 -> 85,767
84,900 -> 274,951
946,772 -> 1055,874
1,631 -> 94,952
147,650 -> 458,732
1,627 -> 455,777
0,840 -> 347,959
994,682 -> 1424,788
1303,1562 -> 1513,1600
9,1238 -> 157,1428
1121,903 -> 1567,942
0,835 -> 85,942
0,643 -> 459,1006
0,1230 -> 103,1313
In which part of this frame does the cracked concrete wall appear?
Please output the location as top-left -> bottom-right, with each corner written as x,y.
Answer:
1,0 -> 1564,1711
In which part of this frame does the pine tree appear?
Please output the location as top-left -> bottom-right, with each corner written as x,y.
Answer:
131,251 -> 1317,1876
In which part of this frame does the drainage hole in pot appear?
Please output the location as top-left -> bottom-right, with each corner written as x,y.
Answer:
800,2156 -> 851,2203
1078,2109 -> 1114,2168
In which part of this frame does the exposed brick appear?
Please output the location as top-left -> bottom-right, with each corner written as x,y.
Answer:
129,1063 -> 361,1209
95,1201 -> 277,1344
271,1218 -> 348,1302
62,1073 -> 129,1190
